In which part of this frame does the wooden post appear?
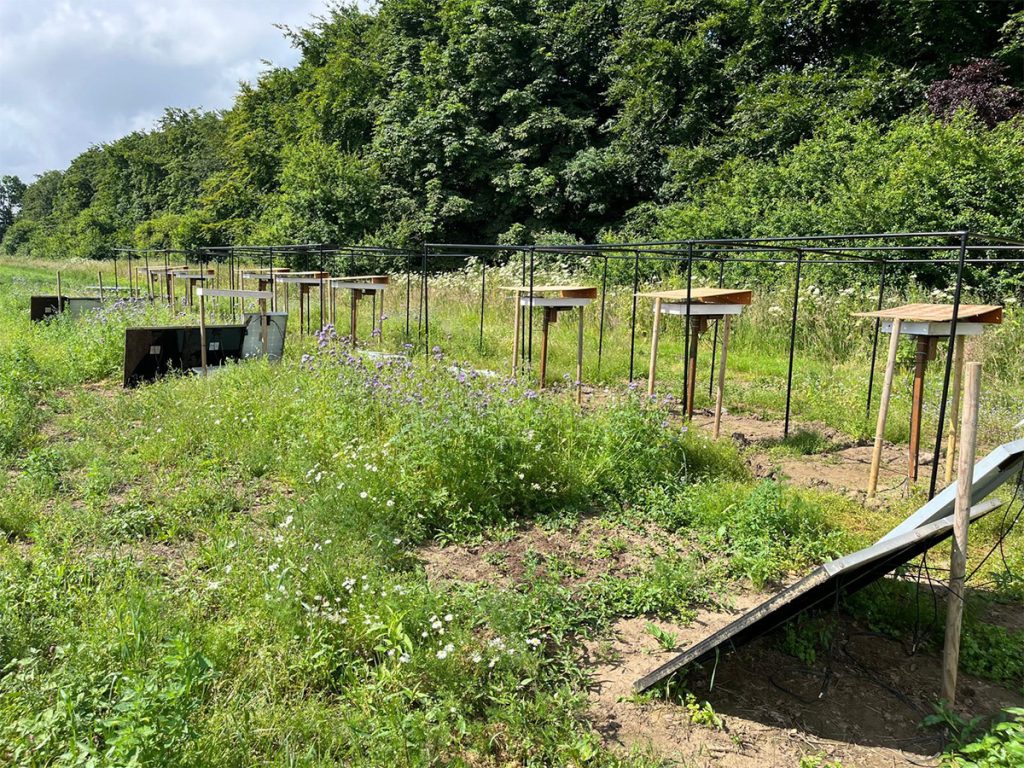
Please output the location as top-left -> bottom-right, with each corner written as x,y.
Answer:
56,271 -> 62,311
98,271 -> 104,301
511,295 -> 522,378
350,290 -> 358,344
378,288 -> 385,345
647,298 -> 662,397
539,307 -> 552,389
941,361 -> 981,705
199,290 -> 208,375
576,305 -> 585,405
944,336 -> 966,485
909,336 -> 930,482
260,297 -> 269,356
867,318 -> 903,497
685,318 -> 699,418
713,316 -> 731,439
299,286 -> 305,337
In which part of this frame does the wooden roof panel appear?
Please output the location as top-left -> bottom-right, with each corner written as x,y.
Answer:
853,303 -> 1002,324
637,287 -> 753,304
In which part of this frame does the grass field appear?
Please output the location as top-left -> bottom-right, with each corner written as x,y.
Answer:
0,258 -> 1021,766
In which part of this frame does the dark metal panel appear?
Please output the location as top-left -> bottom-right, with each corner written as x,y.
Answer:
633,498 -> 1004,693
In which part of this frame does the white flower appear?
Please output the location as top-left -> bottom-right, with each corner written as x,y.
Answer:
268,562 -> 279,573
393,537 -> 402,545
386,499 -> 395,507
360,491 -> 368,499
224,564 -> 232,574
444,613 -> 453,622
280,515 -> 293,528
399,653 -> 410,663
527,637 -> 541,648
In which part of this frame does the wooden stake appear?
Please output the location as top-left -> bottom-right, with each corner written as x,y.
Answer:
378,288 -> 385,345
713,316 -> 731,439
56,271 -> 62,311
511,296 -> 521,378
685,319 -> 699,418
909,336 -> 930,482
941,361 -> 981,705
576,305 -> 585,405
647,298 -> 662,397
350,290 -> 358,344
98,271 -> 104,301
260,297 -> 269,356
199,290 -> 208,375
868,318 -> 902,497
944,336 -> 966,485
539,307 -> 552,389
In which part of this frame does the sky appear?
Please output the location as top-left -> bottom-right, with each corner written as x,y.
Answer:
0,1 -> 332,182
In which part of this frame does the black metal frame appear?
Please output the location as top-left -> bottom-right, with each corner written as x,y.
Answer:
115,230 -> 1024,499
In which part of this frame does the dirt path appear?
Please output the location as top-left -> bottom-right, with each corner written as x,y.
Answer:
584,593 -> 1022,768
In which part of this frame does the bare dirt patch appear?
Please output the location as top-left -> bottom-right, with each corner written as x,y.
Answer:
585,594 -> 1022,768
418,516 -> 690,589
689,411 -> 925,501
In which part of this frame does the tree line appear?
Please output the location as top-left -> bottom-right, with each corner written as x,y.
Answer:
1,1 -> 1022,260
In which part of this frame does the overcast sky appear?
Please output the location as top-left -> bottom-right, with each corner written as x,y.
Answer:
0,1 -> 334,182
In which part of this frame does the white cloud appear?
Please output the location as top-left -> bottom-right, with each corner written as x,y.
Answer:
0,0 -> 332,180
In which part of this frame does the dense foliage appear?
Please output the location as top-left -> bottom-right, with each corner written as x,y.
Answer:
2,1 -> 1023,258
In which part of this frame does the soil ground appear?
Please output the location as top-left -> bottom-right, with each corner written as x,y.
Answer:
584,594 -> 1022,768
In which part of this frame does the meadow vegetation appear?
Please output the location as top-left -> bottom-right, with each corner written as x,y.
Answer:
0,259 -> 1021,765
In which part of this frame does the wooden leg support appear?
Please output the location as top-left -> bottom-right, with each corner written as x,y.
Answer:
576,306 -> 585,405
539,307 -> 553,389
868,318 -> 903,497
909,336 -> 930,482
199,292 -> 208,375
648,298 -> 662,397
713,316 -> 731,439
685,319 -> 700,419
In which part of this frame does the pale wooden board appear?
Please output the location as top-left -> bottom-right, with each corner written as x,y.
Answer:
503,285 -> 598,298
637,287 -> 752,304
330,275 -> 389,284
853,303 -> 1002,324
196,288 -> 274,300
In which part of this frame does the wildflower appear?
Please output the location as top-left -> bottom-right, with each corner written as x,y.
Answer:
360,491 -> 368,499
280,515 -> 293,528
268,562 -> 279,573
399,653 -> 410,663
526,637 -> 541,648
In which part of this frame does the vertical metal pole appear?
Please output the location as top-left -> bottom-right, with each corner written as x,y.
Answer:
930,231 -> 969,499
628,250 -> 640,382
527,247 -> 535,366
681,244 -> 693,408
479,258 -> 486,351
422,244 -> 429,354
865,260 -> 888,419
783,251 -> 804,438
405,263 -> 411,339
597,254 -> 609,375
519,250 -> 527,367
319,244 -> 326,332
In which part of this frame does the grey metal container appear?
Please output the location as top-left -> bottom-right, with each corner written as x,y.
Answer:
241,312 -> 288,361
